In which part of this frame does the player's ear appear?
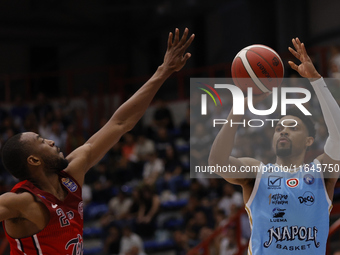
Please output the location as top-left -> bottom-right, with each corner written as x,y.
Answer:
306,137 -> 314,147
27,155 -> 41,166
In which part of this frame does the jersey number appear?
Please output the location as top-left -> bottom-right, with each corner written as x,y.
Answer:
56,208 -> 74,227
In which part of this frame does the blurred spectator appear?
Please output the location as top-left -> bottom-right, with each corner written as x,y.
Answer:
82,183 -> 92,206
179,106 -> 190,141
190,123 -> 212,167
85,161 -> 113,203
154,127 -> 174,159
101,188 -> 133,227
133,134 -> 155,162
10,94 -> 30,130
104,225 -> 121,255
38,117 -> 52,139
58,96 -> 74,127
189,179 -> 207,199
199,227 -> 216,254
173,230 -> 190,255
113,157 -> 134,185
206,179 -> 224,205
152,99 -> 175,130
143,152 -> 164,186
329,45 -> 340,79
125,188 -> 140,221
214,209 -> 228,228
218,183 -> 243,217
47,120 -> 67,151
182,195 -> 202,226
119,225 -> 145,255
135,185 -> 160,239
64,124 -> 86,156
122,133 -> 137,162
156,145 -> 183,195
219,227 -> 239,255
188,211 -> 209,238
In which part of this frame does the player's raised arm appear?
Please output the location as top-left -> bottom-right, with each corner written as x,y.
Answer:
65,28 -> 194,185
289,38 -> 340,190
208,94 -> 267,185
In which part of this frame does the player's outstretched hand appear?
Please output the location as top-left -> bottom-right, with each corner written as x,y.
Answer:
162,28 -> 195,73
288,38 -> 321,80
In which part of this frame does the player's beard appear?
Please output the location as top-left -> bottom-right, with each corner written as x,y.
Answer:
42,154 -> 69,173
276,142 -> 292,157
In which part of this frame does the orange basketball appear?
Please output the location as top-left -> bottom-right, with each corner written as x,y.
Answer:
231,44 -> 284,94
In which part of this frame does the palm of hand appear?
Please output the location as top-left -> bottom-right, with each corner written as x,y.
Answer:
297,60 -> 315,78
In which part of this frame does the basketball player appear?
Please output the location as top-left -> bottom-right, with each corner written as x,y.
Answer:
0,28 -> 194,254
209,38 -> 340,254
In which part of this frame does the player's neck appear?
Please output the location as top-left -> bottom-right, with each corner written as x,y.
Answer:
275,155 -> 304,168
31,172 -> 67,201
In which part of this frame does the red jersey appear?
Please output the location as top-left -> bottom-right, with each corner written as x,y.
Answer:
3,171 -> 83,255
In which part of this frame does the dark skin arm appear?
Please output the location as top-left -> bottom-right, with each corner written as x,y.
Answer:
64,28 -> 194,186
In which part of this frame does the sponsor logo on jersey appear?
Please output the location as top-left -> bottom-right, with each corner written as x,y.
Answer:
286,178 -> 299,188
78,201 -> 83,220
270,207 -> 287,222
65,234 -> 83,255
272,207 -> 286,218
269,193 -> 288,205
268,176 -> 282,189
298,191 -> 315,206
263,226 -> 320,249
61,177 -> 78,192
52,203 -> 58,209
303,174 -> 315,185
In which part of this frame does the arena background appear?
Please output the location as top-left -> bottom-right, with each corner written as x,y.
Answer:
0,0 -> 340,254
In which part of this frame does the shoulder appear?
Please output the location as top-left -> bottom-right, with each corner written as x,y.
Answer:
0,191 -> 41,220
3,191 -> 36,204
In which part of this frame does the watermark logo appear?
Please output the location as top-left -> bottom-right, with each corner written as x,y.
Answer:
199,84 -> 311,116
198,82 -> 222,115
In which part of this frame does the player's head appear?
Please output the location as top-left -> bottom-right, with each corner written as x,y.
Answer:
1,132 -> 68,181
273,108 -> 315,157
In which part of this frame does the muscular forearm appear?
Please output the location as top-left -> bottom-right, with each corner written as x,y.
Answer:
111,65 -> 173,131
208,108 -> 243,166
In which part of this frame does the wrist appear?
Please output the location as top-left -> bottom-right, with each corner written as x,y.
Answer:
157,64 -> 174,78
308,73 -> 322,82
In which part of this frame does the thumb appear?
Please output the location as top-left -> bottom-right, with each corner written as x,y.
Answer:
182,52 -> 191,63
288,61 -> 299,71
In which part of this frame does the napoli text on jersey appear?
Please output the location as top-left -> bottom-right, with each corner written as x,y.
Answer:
245,159 -> 332,255
3,171 -> 84,255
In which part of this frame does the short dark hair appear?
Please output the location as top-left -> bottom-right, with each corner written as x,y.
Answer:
285,107 -> 316,138
1,133 -> 32,181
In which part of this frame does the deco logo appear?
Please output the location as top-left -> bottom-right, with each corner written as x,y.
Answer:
298,191 -> 315,206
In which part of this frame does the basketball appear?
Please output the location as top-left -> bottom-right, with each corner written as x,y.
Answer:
231,44 -> 284,94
